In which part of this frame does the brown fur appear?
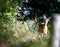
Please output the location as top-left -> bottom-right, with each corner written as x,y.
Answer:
38,23 -> 45,33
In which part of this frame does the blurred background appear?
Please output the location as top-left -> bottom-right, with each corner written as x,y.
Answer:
0,0 -> 60,47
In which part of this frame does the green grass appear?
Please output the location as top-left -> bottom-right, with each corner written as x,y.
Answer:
0,20 -> 52,47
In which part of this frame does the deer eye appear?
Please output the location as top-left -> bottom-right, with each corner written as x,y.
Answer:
40,18 -> 45,22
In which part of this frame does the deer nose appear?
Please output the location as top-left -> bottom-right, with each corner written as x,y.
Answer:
41,22 -> 45,25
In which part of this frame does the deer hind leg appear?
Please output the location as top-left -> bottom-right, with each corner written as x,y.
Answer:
41,33 -> 44,38
41,30 -> 48,38
41,32 -> 47,38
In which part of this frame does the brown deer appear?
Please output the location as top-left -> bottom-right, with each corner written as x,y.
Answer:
38,14 -> 52,37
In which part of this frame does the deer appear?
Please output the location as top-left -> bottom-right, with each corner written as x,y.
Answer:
38,14 -> 52,38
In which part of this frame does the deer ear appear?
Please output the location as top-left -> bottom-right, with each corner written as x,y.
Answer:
48,17 -> 52,20
43,15 -> 47,19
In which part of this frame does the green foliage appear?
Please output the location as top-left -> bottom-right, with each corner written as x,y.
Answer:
0,0 -> 21,43
57,0 -> 60,2
0,0 -> 52,47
